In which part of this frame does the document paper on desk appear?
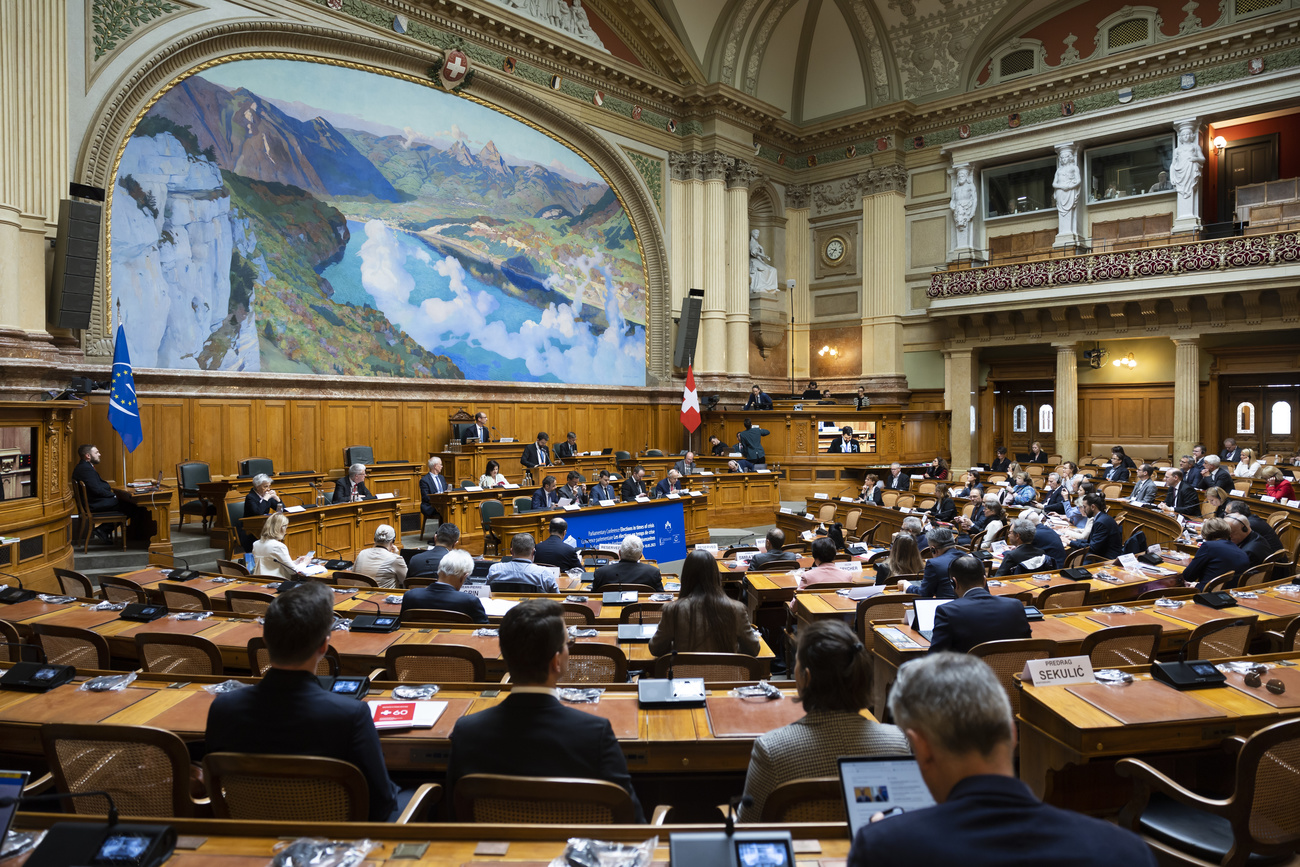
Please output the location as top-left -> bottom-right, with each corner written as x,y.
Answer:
368,700 -> 447,729
480,597 -> 520,616
878,627 -> 923,650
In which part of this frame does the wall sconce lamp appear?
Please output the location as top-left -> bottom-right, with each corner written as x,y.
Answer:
817,345 -> 838,357
1112,352 -> 1138,369
1213,135 -> 1227,153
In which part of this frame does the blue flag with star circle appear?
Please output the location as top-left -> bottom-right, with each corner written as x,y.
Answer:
108,324 -> 142,452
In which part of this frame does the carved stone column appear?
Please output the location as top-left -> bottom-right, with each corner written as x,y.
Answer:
1173,336 -> 1201,458
726,160 -> 758,378
1052,142 -> 1082,248
1171,118 -> 1206,234
668,153 -> 702,366
698,152 -> 733,375
1055,342 -> 1079,463
784,184 -> 811,384
944,347 -> 978,471
859,167 -> 910,405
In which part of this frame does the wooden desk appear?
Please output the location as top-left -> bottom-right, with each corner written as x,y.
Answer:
113,486 -> 174,556
241,498 -> 404,560
424,484 -> 542,555
492,496 -> 710,554
198,473 -> 327,549
352,463 -> 424,532
691,471 -> 780,526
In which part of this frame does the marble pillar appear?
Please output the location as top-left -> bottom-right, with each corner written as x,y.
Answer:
944,347 -> 978,472
784,184 -> 811,384
1173,336 -> 1201,458
698,152 -> 732,375
859,167 -> 910,404
1055,342 -> 1079,462
668,153 -> 702,367
725,161 -> 758,378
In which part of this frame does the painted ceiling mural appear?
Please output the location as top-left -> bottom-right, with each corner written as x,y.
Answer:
110,57 -> 648,385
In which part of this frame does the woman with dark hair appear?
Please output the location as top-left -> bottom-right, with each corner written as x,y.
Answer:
924,483 -> 958,523
1111,445 -> 1137,470
924,457 -> 949,480
990,446 -> 1011,473
648,550 -> 759,656
479,460 -> 508,488
736,620 -> 909,821
953,469 -> 983,500
873,531 -> 924,584
859,473 -> 884,506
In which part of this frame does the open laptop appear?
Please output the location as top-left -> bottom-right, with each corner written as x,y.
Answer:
911,598 -> 953,642
0,770 -> 30,842
837,756 -> 936,838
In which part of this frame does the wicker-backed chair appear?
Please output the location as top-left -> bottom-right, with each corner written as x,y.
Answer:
1236,563 -> 1273,588
73,480 -> 127,553
1117,717 -> 1300,867
480,499 -> 505,555
1184,616 -> 1257,660
1036,583 -> 1089,609
854,594 -> 916,645
216,559 -> 251,577
895,494 -> 916,510
1136,586 -> 1198,601
844,509 -> 862,536
453,774 -> 639,824
331,570 -> 379,588
649,652 -> 765,682
880,490 -> 900,509
723,545 -> 759,557
157,581 -> 212,612
226,589 -> 276,615
0,620 -> 25,663
564,643 -> 628,684
1200,572 -> 1238,593
204,753 -> 369,821
247,637 -> 339,677
854,521 -> 882,546
31,624 -> 111,670
52,568 -> 95,598
968,638 -> 1057,717
758,777 -> 844,823
619,603 -> 665,623
560,602 -> 595,625
401,608 -> 474,625
817,503 -> 837,522
1061,546 -> 1090,570
42,724 -> 201,818
1268,617 -> 1300,653
1079,624 -> 1163,668
99,576 -> 147,605
134,633 -> 224,676
385,644 -> 488,682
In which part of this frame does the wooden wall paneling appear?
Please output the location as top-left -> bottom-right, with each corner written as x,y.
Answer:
401,402 -> 428,468
254,401 -> 291,472
321,402 -> 353,472
1087,398 -> 1115,438
144,398 -> 187,484
1117,398 -> 1145,438
376,401 -> 401,461
1148,397 -> 1174,438
192,400 -> 228,476
291,401 -> 320,473
226,401 -> 255,472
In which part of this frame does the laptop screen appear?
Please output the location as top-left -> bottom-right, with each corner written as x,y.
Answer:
911,598 -> 953,633
0,770 -> 30,841
837,756 -> 936,838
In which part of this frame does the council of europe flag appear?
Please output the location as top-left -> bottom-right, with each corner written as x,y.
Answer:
108,324 -> 143,452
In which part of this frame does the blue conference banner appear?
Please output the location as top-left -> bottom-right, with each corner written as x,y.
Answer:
564,500 -> 688,563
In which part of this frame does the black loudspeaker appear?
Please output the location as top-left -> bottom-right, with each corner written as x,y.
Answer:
673,288 -> 704,368
51,199 -> 102,330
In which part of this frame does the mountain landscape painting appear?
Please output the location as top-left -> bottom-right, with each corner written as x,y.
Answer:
110,57 -> 648,385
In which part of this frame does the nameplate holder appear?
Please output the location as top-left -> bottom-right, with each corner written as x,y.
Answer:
779,507 -> 793,514
698,470 -> 714,476
804,513 -> 815,520
377,492 -> 394,499
562,503 -> 580,511
599,499 -> 615,506
666,492 -> 681,499
756,468 -> 771,473
695,543 -> 719,552
502,483 -> 520,489
1261,495 -> 1276,502
464,485 -> 483,492
1022,655 -> 1095,686
285,505 -> 306,513
834,561 -> 863,573
814,493 -> 829,500
1118,553 -> 1141,572
1288,499 -> 1300,508
1230,489 -> 1246,497
499,438 -> 515,443
461,584 -> 490,598
635,495 -> 650,502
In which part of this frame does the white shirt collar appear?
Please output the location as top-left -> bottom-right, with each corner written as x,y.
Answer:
512,685 -> 558,698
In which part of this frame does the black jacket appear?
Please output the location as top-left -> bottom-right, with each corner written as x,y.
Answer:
1164,482 -> 1201,516
591,560 -> 663,592
243,489 -> 281,517
883,471 -> 911,491
400,581 -> 488,623
521,442 -> 551,468
534,535 -> 581,572
906,548 -> 960,599
928,588 -> 1032,653
408,545 -> 451,577
72,460 -> 116,507
620,477 -> 648,501
331,478 -> 374,504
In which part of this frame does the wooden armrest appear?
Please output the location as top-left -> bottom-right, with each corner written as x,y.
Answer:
396,783 -> 442,824
500,673 -> 512,684
367,667 -> 386,682
1263,629 -> 1285,651
1222,736 -> 1249,758
1115,758 -> 1232,830
651,804 -> 672,825
22,773 -> 53,796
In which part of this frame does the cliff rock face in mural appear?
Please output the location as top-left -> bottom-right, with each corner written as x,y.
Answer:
111,58 -> 648,385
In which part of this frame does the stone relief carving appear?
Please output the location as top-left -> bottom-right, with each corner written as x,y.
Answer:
858,167 -> 908,196
889,0 -> 1009,99
846,4 -> 893,103
1179,0 -> 1202,34
700,151 -> 735,182
1059,33 -> 1081,65
786,184 -> 811,210
1052,144 -> 1081,243
813,178 -> 861,214
726,160 -> 760,190
486,0 -> 606,50
669,152 -> 704,182
949,164 -> 977,252
720,0 -> 764,83
1171,118 -> 1206,230
749,230 -> 780,296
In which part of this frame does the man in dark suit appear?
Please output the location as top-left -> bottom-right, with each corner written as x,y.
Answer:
673,451 -> 698,477
1197,454 -> 1232,492
554,431 -> 579,461
534,517 -> 581,572
1220,437 -> 1241,463
828,425 -> 860,454
590,470 -> 618,504
653,469 -> 683,499
205,582 -> 399,821
883,462 -> 911,491
994,520 -> 1051,577
531,475 -> 560,511
557,470 -> 588,505
620,466 -> 648,501
409,523 -> 459,578
742,385 -> 773,410
72,444 -> 152,540
847,654 -> 1155,867
902,527 -> 959,599
1040,476 -> 1068,514
1225,500 -> 1283,552
749,528 -> 798,569
446,599 -> 644,821
933,554 -> 1032,652
737,418 -> 770,464
521,432 -> 551,470
1225,513 -> 1271,568
1182,517 -> 1251,590
400,549 -> 487,623
590,534 -> 663,591
1159,468 -> 1201,517
1103,460 -> 1130,483
461,412 -> 491,444
1186,444 -> 1207,488
1068,493 -> 1122,561
419,456 -> 448,525
332,463 -> 374,503
1020,511 -> 1066,569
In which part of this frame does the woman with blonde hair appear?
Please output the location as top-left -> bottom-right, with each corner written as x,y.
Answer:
1233,448 -> 1262,478
1204,486 -> 1228,519
252,512 -> 310,579
1263,466 -> 1294,501
873,531 -> 925,584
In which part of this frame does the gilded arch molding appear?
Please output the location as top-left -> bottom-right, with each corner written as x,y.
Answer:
74,20 -> 672,383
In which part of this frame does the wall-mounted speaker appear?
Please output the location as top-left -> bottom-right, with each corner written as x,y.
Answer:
673,288 -> 704,369
50,199 -> 102,330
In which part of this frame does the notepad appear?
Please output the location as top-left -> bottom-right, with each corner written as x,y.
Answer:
368,700 -> 447,729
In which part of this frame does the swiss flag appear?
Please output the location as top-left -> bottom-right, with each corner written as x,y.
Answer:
680,365 -> 701,433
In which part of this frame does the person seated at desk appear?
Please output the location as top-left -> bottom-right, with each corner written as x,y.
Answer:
1182,517 -> 1251,590
993,519 -> 1049,578
925,457 -> 949,480
1008,472 -> 1037,506
924,483 -> 958,524
72,443 -> 153,541
1128,464 -> 1158,505
1225,512 -> 1272,567
590,470 -> 618,504
620,466 -> 648,501
873,531 -> 924,584
801,380 -> 828,400
737,619 -> 909,823
653,469 -> 683,499
708,434 -> 728,457
727,459 -> 755,473
419,456 -> 448,526
479,459 -> 508,489
1110,446 -> 1137,470
534,517 -> 581,572
239,472 -> 281,552
400,548 -> 486,623
1233,447 -> 1262,478
1225,499 -> 1284,552
976,496 -> 1007,551
1019,510 -> 1066,569
1102,457 -> 1130,483
487,533 -> 559,592
205,581 -> 400,821
590,534 -> 662,591
900,516 -> 926,548
953,469 -> 983,501
558,470 -> 588,505
462,412 -> 491,444
446,599 -> 644,821
846,653 -> 1156,867
883,462 -> 910,491
1067,493 -> 1122,561
521,431 -> 551,471
743,384 -> 773,410
409,522 -> 459,578
252,512 -> 310,579
1039,473 -> 1068,514
531,475 -> 560,511
1159,467 -> 1201,517
1026,441 -> 1048,464
554,431 -> 579,460
1263,465 -> 1294,501
797,537 -> 851,590
750,528 -> 798,569
899,527 -> 959,599
859,473 -> 884,506
829,426 -> 860,454
674,451 -> 698,477
352,523 -> 407,589
332,463 -> 374,504
989,446 -> 1011,473
932,554 -> 1032,653
1204,485 -> 1229,519
1220,437 -> 1241,463
1198,454 -> 1232,492
649,550 -> 759,656
738,418 -> 770,465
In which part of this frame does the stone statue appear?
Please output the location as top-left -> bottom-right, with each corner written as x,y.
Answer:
949,165 -> 977,251
1170,119 -> 1206,230
1052,145 -> 1081,243
749,229 -> 780,296
490,0 -> 605,50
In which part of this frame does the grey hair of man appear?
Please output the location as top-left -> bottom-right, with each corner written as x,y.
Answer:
1203,454 -> 1221,469
901,516 -> 924,536
373,524 -> 396,545
511,532 -> 536,557
1009,519 -> 1036,545
437,548 -> 474,587
252,472 -> 273,489
888,652 -> 1014,757
427,456 -> 442,471
1020,509 -> 1043,525
925,526 -> 955,550
348,462 -> 366,479
619,534 -> 644,562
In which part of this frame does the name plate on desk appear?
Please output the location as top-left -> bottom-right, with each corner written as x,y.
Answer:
502,483 -> 520,489
841,497 -> 856,503
1023,655 -> 1095,686
598,499 -> 615,506
756,469 -> 771,473
1118,553 -> 1141,572
635,495 -> 650,502
1230,489 -> 1246,497
1261,495 -> 1276,502
666,492 -> 681,499
377,492 -> 394,499
284,505 -> 306,513
834,561 -> 863,573
779,508 -> 793,514
562,503 -> 581,511
698,470 -> 714,476
461,584 -> 490,598
464,485 -> 483,492
814,493 -> 829,500
499,438 -> 515,443
1288,499 -> 1300,508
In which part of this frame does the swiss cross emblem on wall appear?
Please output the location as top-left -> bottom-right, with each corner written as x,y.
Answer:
440,50 -> 471,89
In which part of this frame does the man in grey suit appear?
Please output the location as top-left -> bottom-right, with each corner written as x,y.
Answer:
673,451 -> 698,477
1128,463 -> 1158,505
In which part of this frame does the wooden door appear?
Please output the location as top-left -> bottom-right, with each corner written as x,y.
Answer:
1221,382 -> 1299,459
1218,134 -> 1278,222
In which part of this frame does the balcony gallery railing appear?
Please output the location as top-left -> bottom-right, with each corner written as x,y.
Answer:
928,229 -> 1300,299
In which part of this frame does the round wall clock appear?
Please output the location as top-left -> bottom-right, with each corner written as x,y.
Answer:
822,235 -> 847,265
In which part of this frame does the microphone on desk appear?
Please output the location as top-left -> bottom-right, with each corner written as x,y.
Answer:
0,641 -> 43,663
317,544 -> 353,571
724,794 -> 754,837
309,481 -> 329,507
0,569 -> 37,604
350,592 -> 399,633
0,789 -> 120,826
280,491 -> 310,510
159,553 -> 200,583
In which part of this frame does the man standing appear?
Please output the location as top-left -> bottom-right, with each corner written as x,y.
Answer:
332,463 -> 374,503
72,444 -> 152,540
1187,444 -> 1207,488
847,654 -> 1155,867
557,470 -> 588,505
462,412 -> 491,444
486,534 -> 559,592
1068,493 -> 1122,560
620,466 -> 648,501
750,528 -> 798,569
409,523 -> 460,578
205,582 -> 399,821
743,385 -> 773,411
829,426 -> 860,454
400,549 -> 487,624
555,432 -> 579,461
994,520 -> 1049,577
590,470 -> 618,504
419,456 -> 448,527
521,432 -> 551,470
883,462 -> 911,492
932,555 -> 1032,652
1220,437 -> 1241,462
446,599 -> 643,820
737,418 -> 770,465
531,475 -> 560,511
673,451 -> 698,477
590,535 -> 662,591
534,517 -> 581,572
900,527 -> 959,599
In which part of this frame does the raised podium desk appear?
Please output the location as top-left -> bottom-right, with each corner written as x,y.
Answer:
241,497 -> 403,557
491,495 -> 710,554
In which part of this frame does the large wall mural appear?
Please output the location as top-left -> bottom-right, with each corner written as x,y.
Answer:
110,57 -> 648,385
